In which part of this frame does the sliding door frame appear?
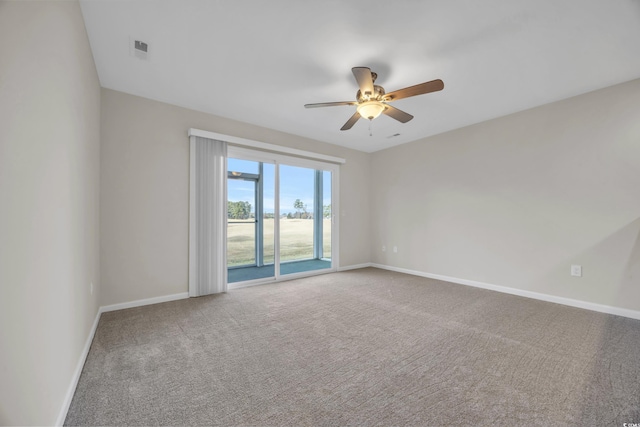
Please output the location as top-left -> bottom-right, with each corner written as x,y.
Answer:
227,145 -> 340,288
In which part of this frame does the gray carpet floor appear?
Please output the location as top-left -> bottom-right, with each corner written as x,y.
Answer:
65,268 -> 640,426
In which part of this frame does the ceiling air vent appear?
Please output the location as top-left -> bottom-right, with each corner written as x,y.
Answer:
129,37 -> 149,61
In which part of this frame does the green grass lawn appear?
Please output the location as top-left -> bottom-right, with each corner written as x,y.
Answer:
227,218 -> 331,266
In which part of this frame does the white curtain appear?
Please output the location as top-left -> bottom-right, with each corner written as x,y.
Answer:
189,136 -> 227,296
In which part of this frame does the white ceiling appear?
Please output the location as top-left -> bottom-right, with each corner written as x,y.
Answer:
80,0 -> 640,153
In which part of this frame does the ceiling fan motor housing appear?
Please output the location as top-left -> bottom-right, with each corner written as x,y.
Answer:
357,85 -> 386,103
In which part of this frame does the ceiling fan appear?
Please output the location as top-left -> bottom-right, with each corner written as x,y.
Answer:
304,67 -> 444,131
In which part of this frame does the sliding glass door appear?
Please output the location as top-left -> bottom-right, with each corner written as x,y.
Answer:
226,148 -> 337,285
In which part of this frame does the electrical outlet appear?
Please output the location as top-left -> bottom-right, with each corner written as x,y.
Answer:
571,265 -> 582,277
393,246 -> 398,253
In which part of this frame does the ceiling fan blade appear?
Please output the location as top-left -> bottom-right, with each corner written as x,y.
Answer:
352,67 -> 374,97
383,79 -> 444,102
382,104 -> 414,123
340,111 -> 361,131
304,101 -> 357,108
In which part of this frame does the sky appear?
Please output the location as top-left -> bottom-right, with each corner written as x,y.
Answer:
228,158 -> 332,215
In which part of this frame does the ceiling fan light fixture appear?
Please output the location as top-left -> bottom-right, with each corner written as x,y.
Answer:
357,101 -> 386,120
304,67 -> 443,131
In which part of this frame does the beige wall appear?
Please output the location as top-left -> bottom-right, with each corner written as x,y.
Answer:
0,1 -> 101,425
100,89 -> 371,306
371,79 -> 640,312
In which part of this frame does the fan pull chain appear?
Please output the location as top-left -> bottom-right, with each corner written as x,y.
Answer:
369,119 -> 373,137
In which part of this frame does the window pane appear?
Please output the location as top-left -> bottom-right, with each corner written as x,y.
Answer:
262,163 -> 275,265
227,177 -> 255,267
228,158 -> 258,175
279,165 -> 315,263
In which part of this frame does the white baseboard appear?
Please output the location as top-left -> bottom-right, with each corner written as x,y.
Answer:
338,263 -> 373,272
371,263 -> 640,321
100,292 -> 189,313
55,308 -> 101,426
